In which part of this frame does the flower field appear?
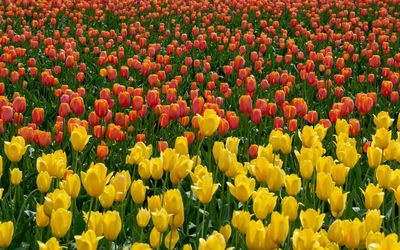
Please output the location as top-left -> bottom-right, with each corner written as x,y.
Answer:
1,0 -> 400,249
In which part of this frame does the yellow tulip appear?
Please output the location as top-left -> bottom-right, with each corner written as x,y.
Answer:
71,126 -> 91,151
232,210 -> 252,235
151,208 -> 169,233
327,219 -> 344,246
37,237 -> 62,250
0,156 -> 3,179
0,221 -> 13,248
174,136 -> 188,155
270,212 -> 289,244
299,159 -> 314,180
376,234 -> 400,249
81,162 -> 113,197
149,227 -> 161,248
36,150 -> 67,179
226,136 -> 240,154
384,140 -> 400,161
328,187 -> 348,218
281,133 -> 293,154
50,208 -> 72,238
75,229 -> 103,250
362,183 -> 384,209
389,169 -> 400,192
219,224 -> 231,243
200,231 -> 226,250
300,209 -> 325,232
83,211 -> 103,237
337,144 -> 360,169
376,164 -> 392,190
292,228 -> 319,250
138,159 -> 151,179
227,174 -> 255,202
316,172 -> 335,201
197,109 -> 221,136
217,148 -> 232,172
252,187 -> 276,220
191,175 -> 219,204
103,210 -> 121,241
331,163 -> 349,186
164,228 -> 179,249
36,204 -> 49,228
269,129 -> 283,152
266,165 -> 284,192
182,244 -> 193,250
343,219 -> 362,249
130,180 -> 148,204
298,125 -> 318,148
137,208 -> 151,228
169,206 -> 184,228
257,144 -> 274,162
4,136 -> 29,162
37,171 -> 52,193
150,157 -> 163,180
316,156 -> 334,173
161,148 -> 177,171
372,128 -> 391,149
10,168 -> 22,185
314,123 -> 327,141
374,111 -> 394,130
60,173 -> 81,199
0,189 -> 2,200
250,157 -> 271,183
281,196 -> 299,222
110,170 -> 131,202
365,209 -> 383,233
147,195 -> 162,213
174,155 -> 193,180
190,165 -> 211,184
46,189 -> 71,211
99,185 -> 115,209
162,189 -> 183,215
264,225 -> 279,250
131,242 -> 152,250
366,232 -> 384,249
126,142 -> 152,165
285,174 -> 301,196
335,119 -> 350,136
245,220 -> 266,250
367,146 -> 382,169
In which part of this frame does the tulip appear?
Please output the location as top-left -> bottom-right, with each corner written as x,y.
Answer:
130,180 -> 148,204
59,173 -> 81,199
163,189 -> 183,215
328,187 -> 348,218
99,185 -> 115,209
37,237 -> 62,250
281,133 -> 293,154
365,209 -> 383,233
298,126 -> 317,148
316,172 -> 335,200
219,224 -> 231,243
83,211 -> 103,237
164,228 -> 179,250
0,221 -> 13,248
71,126 -> 91,151
81,162 -> 113,197
137,208 -> 151,228
225,137 -> 240,154
299,160 -> 313,180
372,128 -> 391,149
373,111 -> 394,130
367,146 -> 382,168
50,208 -> 72,238
110,170 -> 131,202
227,174 -> 256,202
126,142 -> 152,165
36,204 -> 49,228
362,183 -> 384,209
245,220 -> 266,249
174,136 -> 188,155
150,157 -> 163,180
32,107 -> 45,125
252,188 -> 277,220
281,196 -> 299,222
314,123 -> 328,141
149,227 -> 161,248
191,175 -> 219,204
131,242 -> 152,250
384,140 -> 400,161
269,129 -> 283,152
232,210 -> 252,234
103,210 -> 121,241
376,165 -> 392,190
200,231 -> 226,250
4,136 -> 29,162
75,230 -> 103,250
37,171 -> 52,193
197,109 -> 221,136
161,148 -> 177,172
331,163 -> 350,186
300,209 -> 325,232
94,99 -> 108,117
285,174 -> 301,196
343,219 -> 362,249
152,208 -> 169,233
10,168 -> 22,185
147,195 -> 162,213
270,212 -> 289,244
292,228 -> 319,250
337,144 -> 360,169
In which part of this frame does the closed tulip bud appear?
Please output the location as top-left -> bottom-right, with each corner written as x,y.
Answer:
327,219 -> 344,245
197,109 -> 221,136
103,210 -> 121,241
270,212 -> 289,244
147,195 -> 162,213
37,171 -> 52,193
32,108 -> 45,125
99,185 -> 115,209
317,172 -> 335,200
137,208 -> 151,228
151,208 -> 169,233
71,126 -> 91,151
163,189 -> 183,215
328,187 -> 348,218
376,165 -> 392,190
11,168 -> 22,185
164,228 -> 179,250
343,219 -> 361,249
384,140 -> 400,161
331,163 -> 349,186
226,137 -> 240,154
252,188 -> 277,220
82,211 -> 104,237
282,196 -> 299,221
149,227 -> 161,248
227,174 -> 256,202
300,209 -> 325,232
298,126 -> 318,148
37,237 -> 62,250
200,231 -> 226,250
365,209 -> 383,233
219,224 -> 231,243
293,228 -> 321,250
150,157 -> 163,180
232,210 -> 252,235
110,170 -> 131,202
50,208 -> 72,238
94,99 -> 108,118
4,136 -> 29,162
285,174 -> 301,196
59,173 -> 81,199
245,220 -> 266,249
161,148 -> 177,172
138,159 -> 151,180
81,162 -> 113,198
130,180 -> 148,204
281,133 -> 293,154
74,229 -> 103,250
36,204 -> 49,228
0,221 -> 13,248
362,183 -> 384,209
367,146 -> 382,168
131,242 -> 152,250
269,129 -> 283,152
372,128 -> 391,149
175,136 -> 188,155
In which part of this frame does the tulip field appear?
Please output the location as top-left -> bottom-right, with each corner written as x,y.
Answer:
2,0 -> 400,249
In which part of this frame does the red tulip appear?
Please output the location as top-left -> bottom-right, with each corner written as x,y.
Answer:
239,95 -> 252,116
13,97 -> 26,113
70,97 -> 85,115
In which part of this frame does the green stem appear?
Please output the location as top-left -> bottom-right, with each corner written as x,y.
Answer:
169,216 -> 175,250
85,196 -> 94,231
202,203 -> 207,239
